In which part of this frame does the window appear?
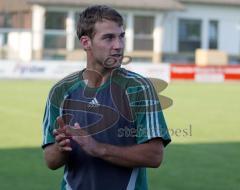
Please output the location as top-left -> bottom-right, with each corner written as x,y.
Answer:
44,11 -> 67,49
0,33 -> 7,47
178,19 -> 202,52
208,20 -> 218,49
121,13 -> 127,29
0,12 -> 31,29
74,35 -> 83,49
0,13 -> 12,28
74,12 -> 83,49
134,16 -> 154,51
44,34 -> 66,49
45,12 -> 67,30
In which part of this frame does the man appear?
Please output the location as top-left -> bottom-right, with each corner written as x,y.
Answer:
42,5 -> 171,190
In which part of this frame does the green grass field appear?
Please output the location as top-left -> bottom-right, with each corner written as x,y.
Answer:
0,80 -> 239,190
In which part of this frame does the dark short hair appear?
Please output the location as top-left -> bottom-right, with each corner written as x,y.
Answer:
76,5 -> 124,40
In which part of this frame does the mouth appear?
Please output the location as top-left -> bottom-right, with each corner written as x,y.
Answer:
110,54 -> 123,59
103,54 -> 123,68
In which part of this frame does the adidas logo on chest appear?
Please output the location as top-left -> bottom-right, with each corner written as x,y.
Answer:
88,97 -> 100,108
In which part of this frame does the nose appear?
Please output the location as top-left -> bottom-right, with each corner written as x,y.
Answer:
113,37 -> 124,50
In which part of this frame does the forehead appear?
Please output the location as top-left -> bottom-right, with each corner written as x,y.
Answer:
94,20 -> 124,36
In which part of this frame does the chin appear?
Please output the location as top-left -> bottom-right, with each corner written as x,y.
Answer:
104,63 -> 121,70
102,57 -> 122,69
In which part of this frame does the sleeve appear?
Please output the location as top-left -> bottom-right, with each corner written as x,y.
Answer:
41,98 -> 60,149
127,78 -> 171,147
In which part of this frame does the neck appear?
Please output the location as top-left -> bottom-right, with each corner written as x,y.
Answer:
83,62 -> 112,88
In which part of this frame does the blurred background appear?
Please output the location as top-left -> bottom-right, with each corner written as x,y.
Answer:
0,0 -> 240,189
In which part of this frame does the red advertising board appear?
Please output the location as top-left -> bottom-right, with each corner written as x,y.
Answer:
171,64 -> 240,82
170,64 -> 195,80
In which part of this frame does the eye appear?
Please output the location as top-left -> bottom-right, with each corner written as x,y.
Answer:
103,35 -> 114,41
106,36 -> 114,41
120,33 -> 125,39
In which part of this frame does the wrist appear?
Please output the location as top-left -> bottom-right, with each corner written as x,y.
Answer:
94,142 -> 107,158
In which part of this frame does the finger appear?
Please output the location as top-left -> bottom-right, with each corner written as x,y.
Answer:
58,139 -> 70,147
57,138 -> 72,152
61,146 -> 72,151
54,128 -> 70,139
74,122 -> 81,129
65,124 -> 80,136
58,145 -> 72,152
56,126 -> 66,134
53,129 -> 58,136
55,133 -> 67,143
53,128 -> 64,134
57,116 -> 65,129
66,126 -> 87,137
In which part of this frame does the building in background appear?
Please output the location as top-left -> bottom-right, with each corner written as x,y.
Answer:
0,0 -> 240,64
0,0 -> 32,61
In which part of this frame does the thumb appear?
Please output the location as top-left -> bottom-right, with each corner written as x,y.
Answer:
73,122 -> 81,129
57,116 -> 66,129
65,122 -> 81,137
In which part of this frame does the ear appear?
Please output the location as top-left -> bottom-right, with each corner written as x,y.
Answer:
80,36 -> 91,51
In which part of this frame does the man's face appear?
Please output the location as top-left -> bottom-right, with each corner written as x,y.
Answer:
89,19 -> 125,68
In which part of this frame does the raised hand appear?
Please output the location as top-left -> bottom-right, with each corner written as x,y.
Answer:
66,123 -> 104,157
53,116 -> 72,152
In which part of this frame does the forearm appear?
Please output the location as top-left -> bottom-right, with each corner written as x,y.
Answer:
67,125 -> 165,168
43,143 -> 69,170
97,139 -> 164,168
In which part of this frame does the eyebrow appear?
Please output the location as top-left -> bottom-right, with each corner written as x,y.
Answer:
120,32 -> 125,37
102,32 -> 125,38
